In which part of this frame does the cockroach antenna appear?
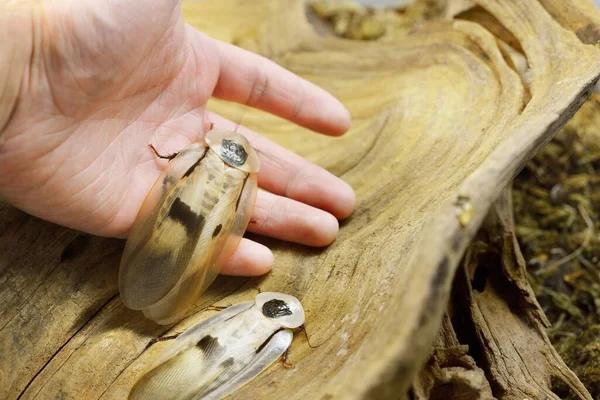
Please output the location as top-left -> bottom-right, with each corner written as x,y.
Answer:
300,324 -> 318,349
205,114 -> 214,132
233,106 -> 247,133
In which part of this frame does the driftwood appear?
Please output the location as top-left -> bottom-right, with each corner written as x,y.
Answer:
2,0 -> 600,398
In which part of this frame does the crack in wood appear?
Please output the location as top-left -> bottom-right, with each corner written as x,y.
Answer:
17,293 -> 119,399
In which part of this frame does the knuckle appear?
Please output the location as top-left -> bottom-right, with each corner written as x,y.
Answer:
246,59 -> 269,106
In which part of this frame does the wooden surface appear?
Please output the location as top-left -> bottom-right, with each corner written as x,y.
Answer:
2,0 -> 600,399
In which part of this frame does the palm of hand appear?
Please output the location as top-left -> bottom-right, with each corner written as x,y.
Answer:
0,1 -> 354,275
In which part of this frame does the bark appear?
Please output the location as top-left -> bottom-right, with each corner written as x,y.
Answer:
1,0 -> 600,399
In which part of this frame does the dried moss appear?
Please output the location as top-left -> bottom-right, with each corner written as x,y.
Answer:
513,94 -> 600,400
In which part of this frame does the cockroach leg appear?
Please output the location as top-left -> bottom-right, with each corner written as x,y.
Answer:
152,334 -> 180,343
281,349 -> 293,369
206,305 -> 229,312
301,324 -> 318,349
148,144 -> 179,160
146,333 -> 180,349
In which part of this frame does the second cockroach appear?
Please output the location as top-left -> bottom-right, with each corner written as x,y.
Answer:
129,292 -> 306,400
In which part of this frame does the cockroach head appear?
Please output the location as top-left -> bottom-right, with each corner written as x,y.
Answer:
255,292 -> 305,329
205,129 -> 260,173
221,139 -> 248,166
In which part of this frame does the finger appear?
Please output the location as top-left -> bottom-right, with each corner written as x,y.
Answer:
248,189 -> 339,247
220,238 -> 273,276
208,36 -> 351,136
207,112 -> 356,220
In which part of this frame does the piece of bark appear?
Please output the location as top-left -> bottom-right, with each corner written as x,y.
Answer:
413,314 -> 495,400
1,0 -> 600,399
451,188 -> 592,400
415,187 -> 592,400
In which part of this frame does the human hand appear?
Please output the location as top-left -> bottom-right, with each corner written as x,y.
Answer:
0,1 -> 355,276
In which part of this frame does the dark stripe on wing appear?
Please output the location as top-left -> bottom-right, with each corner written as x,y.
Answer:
182,147 -> 209,179
168,198 -> 206,235
256,328 -> 285,354
220,357 -> 235,368
197,335 -> 220,352
235,174 -> 250,211
196,335 -> 226,362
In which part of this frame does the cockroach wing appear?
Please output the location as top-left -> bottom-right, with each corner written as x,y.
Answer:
200,172 -> 258,296
154,301 -> 254,367
129,301 -> 254,400
140,153 -> 258,324
201,329 -> 294,400
119,142 -> 208,309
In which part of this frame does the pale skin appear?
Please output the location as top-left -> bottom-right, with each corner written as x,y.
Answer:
0,1 -> 355,276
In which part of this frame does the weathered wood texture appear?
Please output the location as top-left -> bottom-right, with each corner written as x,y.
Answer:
1,0 -> 600,399
428,189 -> 592,399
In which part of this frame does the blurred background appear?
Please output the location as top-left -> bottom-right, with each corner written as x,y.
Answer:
357,0 -> 600,7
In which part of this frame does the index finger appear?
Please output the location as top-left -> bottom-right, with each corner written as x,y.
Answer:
206,34 -> 351,136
